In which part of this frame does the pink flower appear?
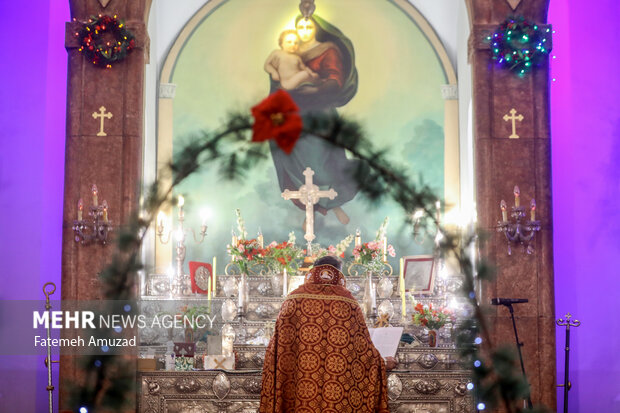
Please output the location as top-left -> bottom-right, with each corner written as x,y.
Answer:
238,244 -> 245,253
328,245 -> 336,253
269,241 -> 277,248
387,245 -> 396,257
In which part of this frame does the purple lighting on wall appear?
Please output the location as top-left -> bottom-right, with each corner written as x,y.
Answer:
0,0 -> 68,411
550,1 -> 620,412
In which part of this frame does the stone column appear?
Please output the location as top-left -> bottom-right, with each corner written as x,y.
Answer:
60,0 -> 151,411
467,0 -> 556,410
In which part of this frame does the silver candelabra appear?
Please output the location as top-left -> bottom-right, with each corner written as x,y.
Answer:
497,186 -> 540,255
156,195 -> 207,295
72,184 -> 113,245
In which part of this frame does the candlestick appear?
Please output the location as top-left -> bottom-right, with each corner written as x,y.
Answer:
355,229 -> 361,247
178,195 -> 185,219
370,279 -> 377,312
91,184 -> 98,206
212,256 -> 217,298
530,199 -> 536,221
77,198 -> 83,221
500,200 -> 508,222
102,200 -> 108,222
238,274 -> 246,310
514,185 -> 520,207
200,209 -> 208,233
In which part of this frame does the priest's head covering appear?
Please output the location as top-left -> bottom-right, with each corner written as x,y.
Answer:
305,256 -> 346,287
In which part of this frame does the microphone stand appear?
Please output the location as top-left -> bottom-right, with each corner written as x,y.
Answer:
505,303 -> 533,410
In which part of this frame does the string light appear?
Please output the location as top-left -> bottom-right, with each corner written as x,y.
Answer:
75,15 -> 135,68
488,16 -> 551,76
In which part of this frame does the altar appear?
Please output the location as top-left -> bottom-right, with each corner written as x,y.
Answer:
138,275 -> 473,413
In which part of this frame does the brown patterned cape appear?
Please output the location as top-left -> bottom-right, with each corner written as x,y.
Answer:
260,264 -> 390,412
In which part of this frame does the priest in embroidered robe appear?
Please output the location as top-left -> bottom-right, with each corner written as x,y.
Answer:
260,256 -> 390,412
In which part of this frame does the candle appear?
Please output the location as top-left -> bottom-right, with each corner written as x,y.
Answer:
238,276 -> 245,309
77,198 -> 83,221
530,199 -> 536,221
257,229 -> 264,249
370,279 -> 377,312
212,256 -> 217,298
514,185 -> 520,207
231,229 -> 238,247
283,267 -> 288,297
177,195 -> 184,218
355,229 -> 361,247
102,200 -> 108,222
92,184 -> 98,206
207,277 -> 212,300
399,258 -> 406,317
382,236 -> 387,263
500,200 -> 508,222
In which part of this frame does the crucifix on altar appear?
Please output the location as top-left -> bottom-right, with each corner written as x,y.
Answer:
281,167 -> 337,255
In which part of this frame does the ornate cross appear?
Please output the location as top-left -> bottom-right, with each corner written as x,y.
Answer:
282,167 -> 337,253
503,108 -> 523,139
92,106 -> 113,137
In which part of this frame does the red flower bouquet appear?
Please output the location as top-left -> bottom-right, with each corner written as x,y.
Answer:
227,238 -> 265,274
412,302 -> 452,330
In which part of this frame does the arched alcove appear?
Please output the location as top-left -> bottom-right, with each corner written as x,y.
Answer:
151,0 -> 462,271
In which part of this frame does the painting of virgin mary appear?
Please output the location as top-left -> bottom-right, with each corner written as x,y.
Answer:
266,15 -> 360,226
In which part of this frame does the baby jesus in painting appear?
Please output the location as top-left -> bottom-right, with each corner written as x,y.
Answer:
264,30 -> 319,91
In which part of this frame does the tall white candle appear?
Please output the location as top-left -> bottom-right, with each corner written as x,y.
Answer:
212,256 -> 217,298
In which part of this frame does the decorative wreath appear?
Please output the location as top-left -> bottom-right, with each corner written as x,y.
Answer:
488,16 -> 551,76
75,15 -> 135,68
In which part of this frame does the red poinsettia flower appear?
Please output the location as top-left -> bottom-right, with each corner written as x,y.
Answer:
251,90 -> 303,154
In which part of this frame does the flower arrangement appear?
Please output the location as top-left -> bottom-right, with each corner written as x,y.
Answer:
227,238 -> 264,274
263,240 -> 303,274
352,240 -> 395,273
314,234 -> 354,260
411,302 -> 452,330
178,304 -> 212,330
176,304 -> 212,343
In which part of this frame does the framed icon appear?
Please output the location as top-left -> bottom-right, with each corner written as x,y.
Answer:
403,255 -> 436,295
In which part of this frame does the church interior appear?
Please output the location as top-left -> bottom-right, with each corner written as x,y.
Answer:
1,0 -> 619,412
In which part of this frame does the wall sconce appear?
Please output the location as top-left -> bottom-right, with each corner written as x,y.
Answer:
72,184 -> 113,245
497,185 -> 540,255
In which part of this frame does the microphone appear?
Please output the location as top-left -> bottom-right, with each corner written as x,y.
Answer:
491,298 -> 529,306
